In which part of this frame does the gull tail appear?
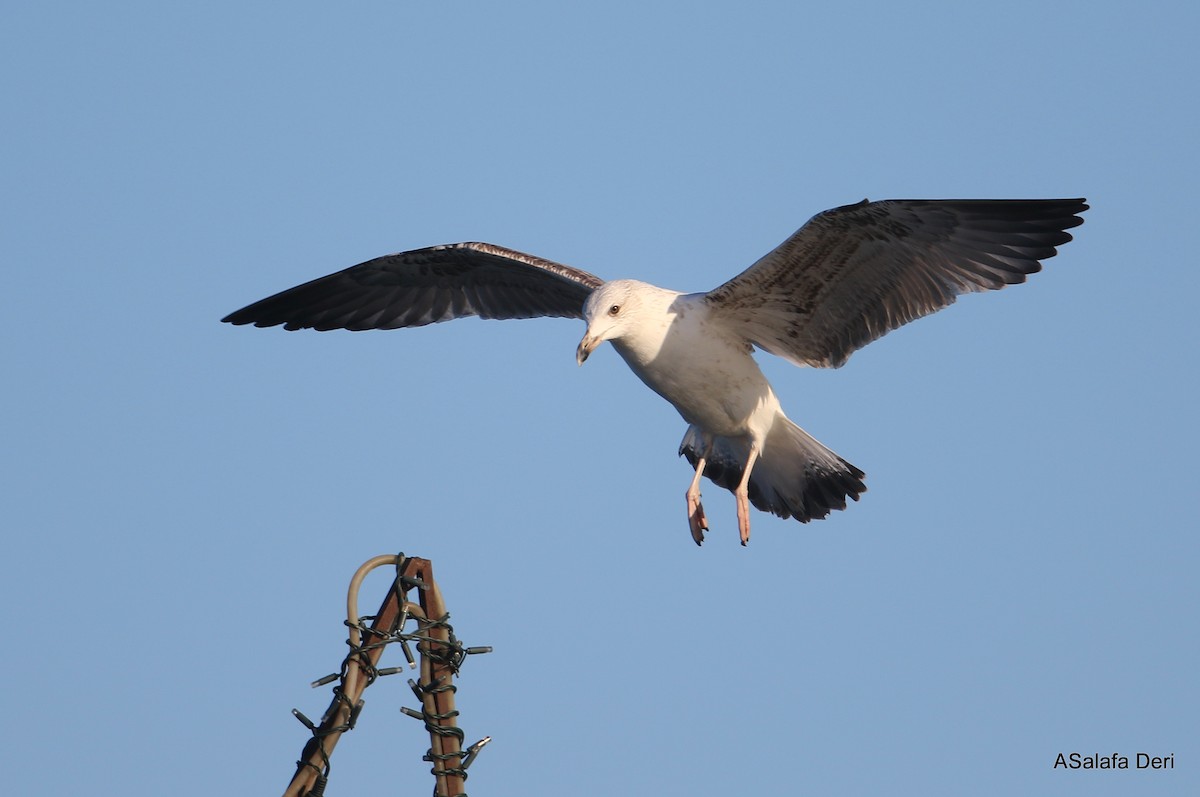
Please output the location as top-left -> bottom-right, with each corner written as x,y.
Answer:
679,416 -> 866,524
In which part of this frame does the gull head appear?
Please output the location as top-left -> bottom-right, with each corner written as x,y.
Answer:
576,280 -> 650,366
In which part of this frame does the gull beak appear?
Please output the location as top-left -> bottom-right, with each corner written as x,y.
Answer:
576,333 -> 599,366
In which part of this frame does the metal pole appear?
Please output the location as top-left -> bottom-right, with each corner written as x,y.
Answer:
280,555 -> 486,797
282,555 -> 416,797
412,560 -> 466,796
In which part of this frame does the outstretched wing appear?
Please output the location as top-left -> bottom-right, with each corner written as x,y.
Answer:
222,242 -> 605,331
703,198 -> 1088,368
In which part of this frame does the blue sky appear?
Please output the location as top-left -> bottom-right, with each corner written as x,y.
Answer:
3,2 -> 1197,795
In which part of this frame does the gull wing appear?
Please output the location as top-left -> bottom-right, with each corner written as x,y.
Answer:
703,198 -> 1088,368
222,242 -> 604,331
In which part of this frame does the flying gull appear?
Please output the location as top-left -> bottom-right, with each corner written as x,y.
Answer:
223,198 -> 1087,545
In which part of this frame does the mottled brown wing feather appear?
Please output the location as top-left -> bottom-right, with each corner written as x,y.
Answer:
703,199 -> 1088,367
221,242 -> 604,331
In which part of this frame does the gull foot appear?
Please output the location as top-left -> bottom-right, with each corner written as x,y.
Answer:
687,495 -> 709,546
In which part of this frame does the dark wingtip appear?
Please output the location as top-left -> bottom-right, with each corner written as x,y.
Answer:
220,307 -> 273,327
1055,197 -> 1089,226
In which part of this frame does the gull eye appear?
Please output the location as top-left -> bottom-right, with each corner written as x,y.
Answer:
608,304 -> 621,316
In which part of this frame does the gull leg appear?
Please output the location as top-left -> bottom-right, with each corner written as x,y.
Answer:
734,448 -> 760,546
686,454 -> 709,546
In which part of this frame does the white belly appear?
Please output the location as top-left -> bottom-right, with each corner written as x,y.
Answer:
611,301 -> 782,440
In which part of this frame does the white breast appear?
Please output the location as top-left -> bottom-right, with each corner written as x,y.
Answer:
611,292 -> 782,440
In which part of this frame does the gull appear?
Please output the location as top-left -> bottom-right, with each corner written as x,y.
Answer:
223,198 -> 1087,545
